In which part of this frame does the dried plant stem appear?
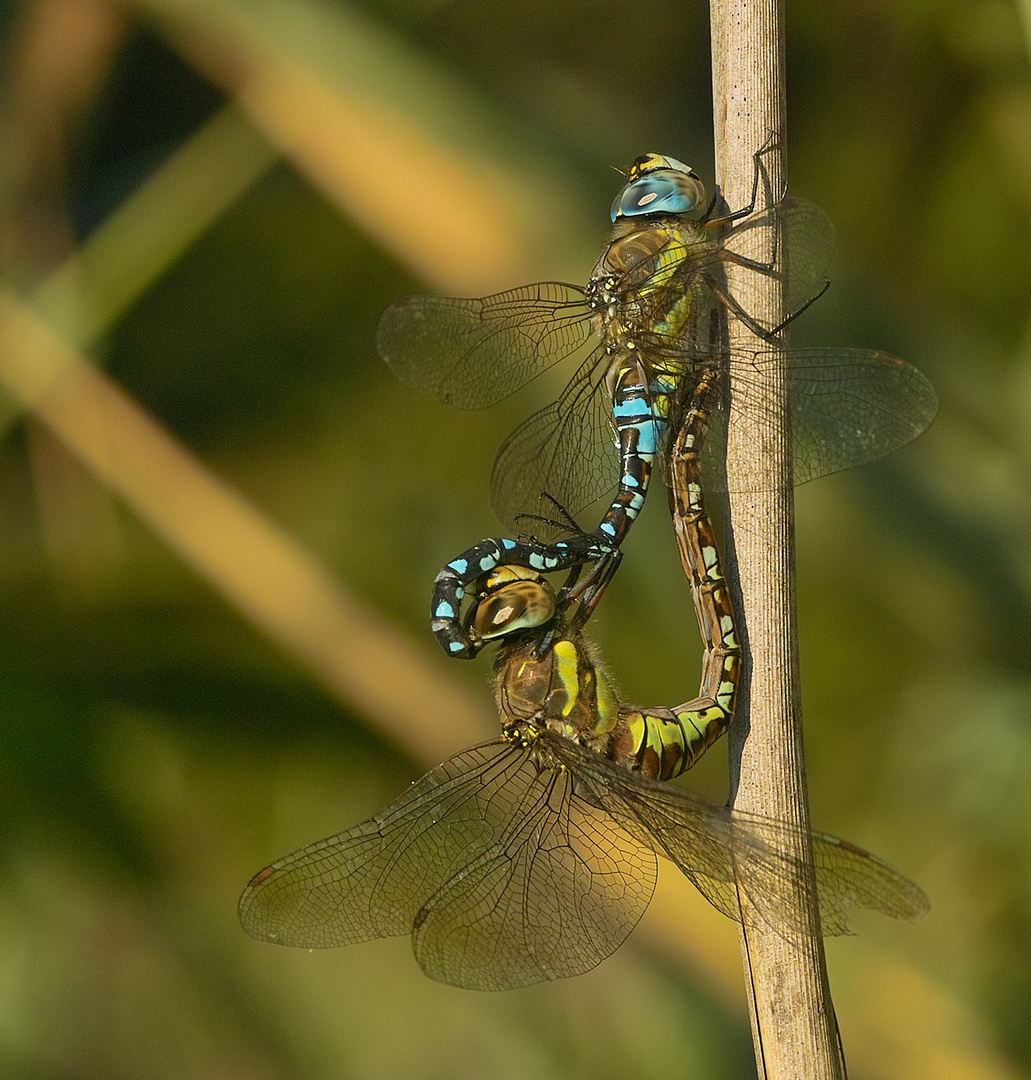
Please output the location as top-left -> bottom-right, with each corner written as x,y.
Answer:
709,1 -> 844,1077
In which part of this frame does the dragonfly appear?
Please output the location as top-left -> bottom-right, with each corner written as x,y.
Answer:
378,148 -> 938,657
239,547 -> 928,991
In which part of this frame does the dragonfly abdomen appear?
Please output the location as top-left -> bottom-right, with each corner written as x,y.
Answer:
431,537 -> 613,657
637,366 -> 741,780
610,700 -> 728,781
592,358 -> 668,547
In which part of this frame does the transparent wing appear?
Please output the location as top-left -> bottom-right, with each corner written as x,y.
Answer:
376,282 -> 593,409
778,348 -> 937,484
698,347 -> 939,493
489,345 -> 618,532
239,738 -> 657,991
375,198 -> 830,414
487,342 -> 936,528
378,201 -> 933,521
719,196 -> 837,317
483,231 -> 930,521
413,759 -> 656,990
733,818 -> 932,937
239,742 -> 528,949
544,731 -> 928,939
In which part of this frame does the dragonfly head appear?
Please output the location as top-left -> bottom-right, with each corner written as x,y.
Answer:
611,154 -> 707,222
466,566 -> 558,642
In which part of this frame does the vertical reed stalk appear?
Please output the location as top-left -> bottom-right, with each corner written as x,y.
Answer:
709,1 -> 844,1076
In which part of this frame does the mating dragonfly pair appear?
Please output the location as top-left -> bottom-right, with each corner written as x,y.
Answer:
240,148 -> 936,990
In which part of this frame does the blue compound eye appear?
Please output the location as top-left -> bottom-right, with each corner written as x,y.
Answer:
610,166 -> 707,222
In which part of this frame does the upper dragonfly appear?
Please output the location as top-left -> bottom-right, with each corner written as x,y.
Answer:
378,151 -> 936,532
378,148 -> 937,653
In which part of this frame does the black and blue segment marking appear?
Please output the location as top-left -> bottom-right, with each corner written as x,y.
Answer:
431,535 -> 612,658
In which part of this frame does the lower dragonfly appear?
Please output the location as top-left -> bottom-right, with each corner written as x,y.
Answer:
379,146 -> 938,658
239,522 -> 928,992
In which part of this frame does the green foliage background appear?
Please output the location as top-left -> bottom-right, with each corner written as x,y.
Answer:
1,0 -> 1030,1077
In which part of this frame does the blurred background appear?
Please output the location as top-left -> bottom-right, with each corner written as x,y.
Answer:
0,0 -> 1029,1076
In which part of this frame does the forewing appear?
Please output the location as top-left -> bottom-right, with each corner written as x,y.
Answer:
413,763 -> 656,990
490,345 -> 618,533
239,740 -> 536,949
376,283 -> 593,409
714,813 -> 930,938
788,825 -> 929,935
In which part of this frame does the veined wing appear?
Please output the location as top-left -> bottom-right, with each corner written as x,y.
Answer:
718,196 -> 837,318
489,345 -> 617,533
239,738 -> 656,991
487,341 -> 935,529
697,346 -> 938,492
376,282 -> 593,410
728,815 -> 931,937
544,730 -> 928,938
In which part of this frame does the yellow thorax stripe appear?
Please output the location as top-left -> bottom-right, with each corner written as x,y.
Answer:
551,639 -> 581,717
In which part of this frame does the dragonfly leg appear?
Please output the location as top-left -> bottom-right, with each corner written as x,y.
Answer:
702,133 -> 780,229
712,262 -> 829,339
559,547 -> 623,633
710,281 -> 784,342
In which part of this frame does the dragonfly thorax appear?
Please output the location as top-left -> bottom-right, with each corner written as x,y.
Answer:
493,631 -> 619,748
590,221 -> 714,360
